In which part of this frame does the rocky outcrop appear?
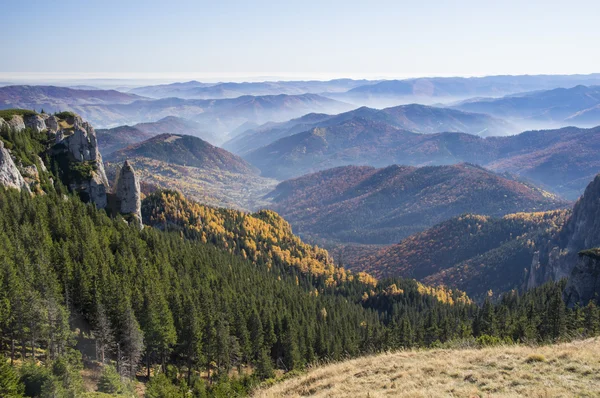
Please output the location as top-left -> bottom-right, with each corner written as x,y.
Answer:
54,114 -> 110,208
7,115 -> 26,132
528,174 -> 600,305
114,160 -> 142,227
564,250 -> 600,306
23,114 -> 47,133
0,141 -> 30,192
44,115 -> 59,133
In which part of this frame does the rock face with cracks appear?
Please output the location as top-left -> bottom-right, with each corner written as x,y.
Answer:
0,141 -> 30,192
114,160 -> 142,228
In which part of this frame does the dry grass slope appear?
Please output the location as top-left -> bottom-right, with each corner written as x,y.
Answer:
255,338 -> 600,398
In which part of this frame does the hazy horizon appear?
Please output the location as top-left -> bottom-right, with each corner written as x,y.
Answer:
3,0 -> 600,79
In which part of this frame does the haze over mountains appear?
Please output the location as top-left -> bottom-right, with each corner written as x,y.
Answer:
224,103 -> 515,155
246,122 -> 600,199
454,85 -> 600,129
3,73 -> 600,396
128,79 -> 379,99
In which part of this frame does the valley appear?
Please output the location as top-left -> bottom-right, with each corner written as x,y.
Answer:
2,23 -> 600,396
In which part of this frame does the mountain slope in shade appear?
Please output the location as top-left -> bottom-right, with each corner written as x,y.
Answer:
225,104 -> 514,155
105,134 -> 276,210
247,122 -> 600,199
0,85 -> 146,111
268,163 -> 568,245
454,85 -> 600,128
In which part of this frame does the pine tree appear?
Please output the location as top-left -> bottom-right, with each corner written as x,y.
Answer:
0,356 -> 24,397
93,300 -> 113,364
117,304 -> 144,379
584,300 -> 600,335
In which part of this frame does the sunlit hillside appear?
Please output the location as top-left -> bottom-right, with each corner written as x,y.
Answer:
255,338 -> 600,398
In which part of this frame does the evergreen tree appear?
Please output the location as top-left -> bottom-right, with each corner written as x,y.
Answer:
0,356 -> 24,397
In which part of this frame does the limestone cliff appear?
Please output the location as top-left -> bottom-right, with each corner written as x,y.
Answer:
114,160 -> 142,227
564,249 -> 600,306
53,114 -> 110,208
0,141 -> 30,192
528,174 -> 600,305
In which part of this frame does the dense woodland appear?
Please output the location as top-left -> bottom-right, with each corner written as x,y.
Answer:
1,126 -> 600,398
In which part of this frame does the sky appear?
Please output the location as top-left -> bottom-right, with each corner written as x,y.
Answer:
2,0 -> 599,82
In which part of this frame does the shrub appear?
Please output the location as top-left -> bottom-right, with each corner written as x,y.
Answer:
525,354 -> 547,363
476,334 -> 503,347
145,373 -> 184,398
97,365 -> 124,394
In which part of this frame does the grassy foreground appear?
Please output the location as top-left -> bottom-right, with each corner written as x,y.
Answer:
254,338 -> 600,397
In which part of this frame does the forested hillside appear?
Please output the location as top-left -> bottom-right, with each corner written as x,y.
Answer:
1,113 -> 600,398
269,163 -> 567,245
351,211 -> 570,298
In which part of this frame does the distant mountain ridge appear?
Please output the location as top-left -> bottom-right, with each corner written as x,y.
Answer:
128,78 -> 380,99
333,74 -> 600,107
246,122 -> 600,199
224,103 -> 514,155
454,85 -> 600,128
0,85 -> 146,111
73,93 -> 354,133
268,163 -> 568,245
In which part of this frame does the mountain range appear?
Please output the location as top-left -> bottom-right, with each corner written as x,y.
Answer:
0,85 -> 145,111
454,85 -> 600,129
245,121 -> 600,199
268,163 -> 567,245
129,79 -> 379,99
224,103 -> 515,155
331,74 -> 600,107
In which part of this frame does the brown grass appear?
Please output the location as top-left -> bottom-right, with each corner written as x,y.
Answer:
254,338 -> 600,398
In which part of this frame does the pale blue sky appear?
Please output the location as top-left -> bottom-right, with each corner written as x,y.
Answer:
2,0 -> 599,81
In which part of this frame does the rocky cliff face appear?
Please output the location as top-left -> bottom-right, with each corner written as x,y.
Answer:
527,174 -> 600,305
0,141 -> 30,192
114,160 -> 142,227
54,115 -> 110,208
564,250 -> 600,306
